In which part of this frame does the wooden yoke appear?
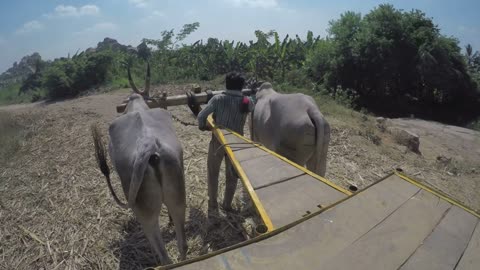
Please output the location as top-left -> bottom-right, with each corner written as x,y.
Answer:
116,89 -> 253,114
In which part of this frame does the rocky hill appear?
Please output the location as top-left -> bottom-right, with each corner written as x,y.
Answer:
84,37 -> 136,54
0,52 -> 42,87
0,38 -> 135,89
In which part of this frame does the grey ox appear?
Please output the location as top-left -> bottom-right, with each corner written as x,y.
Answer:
250,82 -> 331,177
91,63 -> 187,265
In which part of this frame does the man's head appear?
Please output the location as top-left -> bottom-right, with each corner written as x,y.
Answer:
226,72 -> 245,91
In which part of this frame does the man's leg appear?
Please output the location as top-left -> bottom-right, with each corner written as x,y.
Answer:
207,135 -> 224,216
223,158 -> 239,211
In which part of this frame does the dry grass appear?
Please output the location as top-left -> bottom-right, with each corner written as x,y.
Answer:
0,111 -> 36,163
1,83 -> 479,270
0,86 -> 258,270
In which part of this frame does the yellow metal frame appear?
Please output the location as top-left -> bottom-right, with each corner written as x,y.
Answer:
219,125 -> 352,195
154,173 -> 393,270
207,116 -> 275,232
156,170 -> 480,269
394,170 -> 480,218
205,114 -> 354,233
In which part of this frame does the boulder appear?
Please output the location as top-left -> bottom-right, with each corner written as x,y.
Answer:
376,117 -> 387,131
388,127 -> 421,154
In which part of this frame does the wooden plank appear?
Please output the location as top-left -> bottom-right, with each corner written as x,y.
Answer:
222,132 -> 252,152
175,175 -> 421,270
318,189 -> 451,270
239,154 -> 305,189
398,206 -> 478,270
236,177 -> 422,270
456,219 -> 480,270
177,250 -> 250,270
117,89 -> 254,113
256,174 -> 346,227
233,147 -> 270,162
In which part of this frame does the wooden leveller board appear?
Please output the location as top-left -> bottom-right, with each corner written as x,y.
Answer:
209,118 -> 351,230
164,173 -> 479,270
154,118 -> 479,270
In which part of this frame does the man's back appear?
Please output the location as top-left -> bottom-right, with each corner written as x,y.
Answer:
198,90 -> 253,135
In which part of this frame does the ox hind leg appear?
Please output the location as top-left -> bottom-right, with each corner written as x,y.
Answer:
133,201 -> 172,265
306,127 -> 330,177
160,161 -> 187,261
133,166 -> 174,265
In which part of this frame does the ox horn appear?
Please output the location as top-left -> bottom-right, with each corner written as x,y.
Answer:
127,64 -> 142,95
144,61 -> 151,97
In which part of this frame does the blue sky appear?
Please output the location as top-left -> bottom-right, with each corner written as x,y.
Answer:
0,0 -> 479,73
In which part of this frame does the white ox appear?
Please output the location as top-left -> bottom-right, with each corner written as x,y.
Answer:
250,82 -> 331,177
92,63 -> 187,265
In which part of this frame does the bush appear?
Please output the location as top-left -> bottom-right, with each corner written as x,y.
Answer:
468,119 -> 480,131
43,64 -> 76,99
24,50 -> 119,100
306,4 -> 480,124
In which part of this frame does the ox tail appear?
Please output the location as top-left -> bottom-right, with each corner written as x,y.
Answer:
308,109 -> 331,177
128,137 -> 160,208
91,124 -> 128,209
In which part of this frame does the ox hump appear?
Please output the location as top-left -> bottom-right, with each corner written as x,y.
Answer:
259,82 -> 273,91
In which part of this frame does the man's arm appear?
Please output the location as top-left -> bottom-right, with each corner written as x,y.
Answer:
197,96 -> 217,131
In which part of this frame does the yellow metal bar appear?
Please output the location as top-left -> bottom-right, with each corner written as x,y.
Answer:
394,170 -> 480,218
155,173 -> 395,270
156,171 -> 480,270
207,116 -> 275,232
222,129 -> 352,195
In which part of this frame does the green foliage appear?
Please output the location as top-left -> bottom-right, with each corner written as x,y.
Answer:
15,49 -> 118,100
306,4 -> 479,123
0,83 -> 33,105
136,41 -> 151,61
468,118 -> 480,131
2,7 -> 480,126
177,22 -> 200,43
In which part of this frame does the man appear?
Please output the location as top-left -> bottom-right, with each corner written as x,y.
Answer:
198,72 -> 254,216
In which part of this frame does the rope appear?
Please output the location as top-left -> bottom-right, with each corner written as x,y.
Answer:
170,114 -> 197,126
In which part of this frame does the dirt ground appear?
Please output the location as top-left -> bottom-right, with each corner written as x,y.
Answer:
1,86 -> 479,269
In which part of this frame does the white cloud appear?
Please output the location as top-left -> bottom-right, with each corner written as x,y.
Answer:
51,4 -> 100,17
129,0 -> 148,8
75,22 -> 117,35
228,0 -> 278,8
55,5 -> 78,16
16,20 -> 44,35
79,5 -> 100,15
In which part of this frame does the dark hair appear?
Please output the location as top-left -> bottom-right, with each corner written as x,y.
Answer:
226,72 -> 245,91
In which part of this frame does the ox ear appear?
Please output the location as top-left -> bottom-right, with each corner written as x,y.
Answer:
144,61 -> 151,97
257,82 -> 272,92
127,64 -> 142,95
255,81 -> 265,90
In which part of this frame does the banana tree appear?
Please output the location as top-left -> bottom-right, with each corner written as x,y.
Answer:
273,32 -> 290,81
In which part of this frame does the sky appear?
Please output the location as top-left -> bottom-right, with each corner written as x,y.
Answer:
0,0 -> 479,73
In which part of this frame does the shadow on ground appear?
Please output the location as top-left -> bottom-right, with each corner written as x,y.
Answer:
113,206 -> 249,270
